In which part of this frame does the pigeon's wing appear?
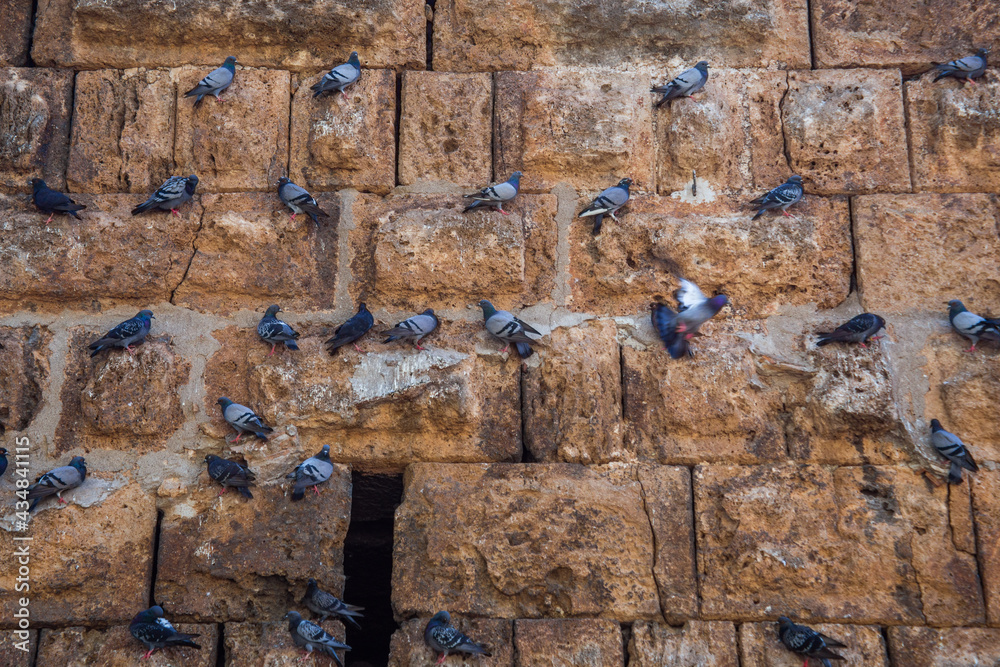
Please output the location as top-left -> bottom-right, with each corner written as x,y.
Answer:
186,65 -> 233,97
932,430 -> 979,472
26,465 -> 81,499
298,619 -> 351,651
90,316 -> 144,348
579,186 -> 628,216
675,278 -> 707,311
513,316 -> 541,336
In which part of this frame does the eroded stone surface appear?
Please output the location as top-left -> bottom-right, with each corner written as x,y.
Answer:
887,626 -> 1000,665
389,617 -> 514,666
516,619 -> 623,666
37,624 -> 217,666
0,326 -> 51,434
0,629 -> 34,666
0,0 -> 34,66
971,472 -> 1000,626
629,621 -> 738,667
225,620 -> 348,666
740,621 -> 888,666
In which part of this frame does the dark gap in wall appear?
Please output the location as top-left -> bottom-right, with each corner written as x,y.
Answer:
804,0 -> 816,70
879,625 -> 893,666
619,344 -> 627,423
148,509 -> 164,607
425,0 -> 436,71
620,622 -> 632,666
24,0 -> 39,68
519,366 -> 531,462
394,70 -> 403,188
214,622 -> 226,667
847,196 -> 858,297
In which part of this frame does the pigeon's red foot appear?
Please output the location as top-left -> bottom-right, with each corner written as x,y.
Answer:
966,345 -> 978,353
968,77 -> 978,86
312,485 -> 321,496
269,344 -> 276,356
233,432 -> 242,444
859,342 -> 868,349
353,343 -> 364,353
216,97 -> 226,103
219,487 -> 227,496
499,209 -> 510,216
782,210 -> 792,217
58,496 -> 67,505
415,343 -> 427,351
171,208 -> 181,217
290,213 -> 297,222
296,650 -> 313,663
127,345 -> 136,355
436,654 -> 447,665
500,344 -> 510,353
45,214 -> 54,223
142,648 -> 156,660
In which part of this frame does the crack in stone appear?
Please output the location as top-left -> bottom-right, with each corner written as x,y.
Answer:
778,72 -> 793,173
168,206 -> 204,304
634,466 -> 666,624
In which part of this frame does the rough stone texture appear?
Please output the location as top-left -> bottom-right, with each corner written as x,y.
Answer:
389,617 -> 514,666
290,68 -> 395,195
68,69 -> 177,194
398,72 -> 493,187
433,0 -> 810,71
971,472 -> 1000,626
32,0 -> 426,70
740,621 -> 888,666
37,624 -> 218,666
655,69 -> 789,196
0,0 -> 34,66
696,464 -> 984,625
516,619 -> 623,666
906,73 -> 1000,193
225,621 -> 348,666
854,193 -> 1000,314
494,69 -> 655,193
156,476 -> 350,622
0,628 -> 34,666
782,69 -> 910,195
629,621 -> 738,667
887,626 -> 1000,665
0,483 -> 156,626
0,326 -> 51,434
568,195 -> 852,317
0,68 -> 74,193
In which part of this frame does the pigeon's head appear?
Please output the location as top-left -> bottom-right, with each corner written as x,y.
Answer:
947,299 -> 966,314
148,606 -> 165,618
421,308 -> 435,316
0,448 -> 7,456
264,304 -> 282,317
217,397 -> 233,408
223,56 -> 238,68
136,309 -> 154,320
358,302 -> 368,312
185,174 -> 199,189
348,51 -> 361,65
69,456 -> 87,474
477,299 -> 497,318
307,577 -> 318,589
204,454 -> 219,464
284,611 -> 303,627
708,295 -> 730,312
618,177 -> 633,190
930,419 -> 943,432
695,60 -> 709,71
277,177 -> 290,187
508,171 -> 523,183
29,178 -> 46,192
317,444 -> 331,459
977,48 -> 990,59
429,610 -> 451,626
872,314 -> 887,332
787,175 -> 803,184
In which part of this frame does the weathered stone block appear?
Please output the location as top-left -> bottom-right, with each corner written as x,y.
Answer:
290,69 -> 395,194
225,621 -> 348,665
887,626 -> 1000,664
0,326 -> 50,434
0,0 -> 34,66
516,619 -> 623,666
782,69 -> 910,194
629,621 -> 738,667
740,621 -> 888,666
37,624 -> 218,666
494,69 -> 655,192
0,628 -> 34,666
0,68 -> 73,193
971,472 -> 1000,625
389,617 -> 514,666
398,72 -> 493,186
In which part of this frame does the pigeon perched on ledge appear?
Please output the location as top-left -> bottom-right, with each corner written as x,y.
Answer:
285,611 -> 351,667
185,56 -> 237,106
578,178 -> 632,235
205,454 -> 256,499
132,175 -> 199,216
304,578 -> 365,629
383,309 -> 439,350
815,313 -> 886,348
930,419 -> 979,484
478,299 -> 541,359
777,617 -> 846,667
326,302 -> 374,355
26,456 -> 86,511
288,444 -> 334,501
30,178 -> 85,222
217,397 -> 273,443
278,177 -> 329,224
749,175 -> 803,220
258,304 -> 300,355
312,51 -> 361,100
425,611 -> 492,665
947,299 -> 1000,352
933,48 -> 988,84
651,61 -> 709,107
88,310 -> 154,357
463,172 -> 522,214
130,605 -> 201,661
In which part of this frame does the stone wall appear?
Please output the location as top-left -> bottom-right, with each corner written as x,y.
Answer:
1,0 -> 1000,664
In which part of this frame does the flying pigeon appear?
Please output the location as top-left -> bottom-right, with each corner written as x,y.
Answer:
30,178 -> 85,223
285,611 -> 351,667
26,456 -> 86,511
930,419 -> 979,484
0,448 -> 7,480
304,578 -> 365,629
933,48 -> 989,84
651,61 -> 710,107
184,56 -> 237,106
463,172 -> 522,215
288,444 -> 334,501
674,278 -> 729,336
650,302 -> 690,359
578,178 -> 632,235
131,175 -> 199,217
478,299 -> 541,359
326,302 -> 374,355
749,175 -> 803,220
88,310 -> 154,357
816,313 -> 886,348
277,177 -> 330,224
130,605 -> 201,661
425,611 -> 492,665
383,309 -> 439,350
947,299 -> 1000,352
312,51 -> 362,100
204,454 -> 256,499
217,397 -> 273,443
777,617 -> 846,667
258,304 -> 301,355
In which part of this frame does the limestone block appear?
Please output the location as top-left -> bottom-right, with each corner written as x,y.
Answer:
37,624 -> 217,666
740,621 -> 888,666
0,68 -> 73,192
629,621 -> 738,667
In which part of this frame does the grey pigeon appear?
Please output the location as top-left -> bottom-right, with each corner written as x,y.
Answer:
749,175 -> 803,220
934,48 -> 988,84
217,397 -> 273,443
258,304 -> 300,355
463,172 -> 522,214
383,309 -> 439,350
816,313 -> 886,348
0,448 -> 7,480
312,51 -> 361,100
132,175 -> 199,216
288,444 -> 334,501
26,456 -> 86,511
651,302 -> 690,359
304,578 -> 365,629
326,302 -> 374,355
777,617 -> 846,667
277,177 -> 329,224
204,454 -> 255,499
31,178 -> 85,222
578,178 -> 632,235
947,299 -> 1000,352
285,611 -> 351,667
130,606 -> 201,661
88,310 -> 154,357
651,61 -> 709,107
930,419 -> 979,484
424,611 -> 492,665
674,278 -> 729,336
184,56 -> 237,107
478,299 -> 541,359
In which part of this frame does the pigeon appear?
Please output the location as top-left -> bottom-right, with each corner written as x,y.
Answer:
26,456 -> 86,511
816,313 -> 886,348
285,611 -> 351,667
258,304 -> 301,355
217,397 -> 273,443
947,299 -> 1000,352
204,454 -> 255,499
288,445 -> 334,501
184,56 -> 237,107
463,171 -> 522,215
130,605 -> 201,661
304,578 -> 365,629
478,299 -> 541,359
326,302 -> 374,355
777,617 -> 846,667
578,178 -> 632,235
383,309 -> 439,350
131,175 -> 199,217
277,177 -> 329,224
312,51 -> 362,100
88,310 -> 154,357
30,178 -> 85,223
424,611 -> 492,665
0,448 -> 8,480
749,175 -> 804,220
674,278 -> 729,336
930,419 -> 979,485
651,61 -> 710,107
650,302 -> 690,359
933,48 -> 989,84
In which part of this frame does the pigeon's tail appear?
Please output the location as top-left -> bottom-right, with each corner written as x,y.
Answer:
822,660 -> 833,667
515,342 -> 534,359
291,483 -> 307,502
932,66 -> 957,82
88,344 -> 106,357
130,201 -> 155,216
383,335 -> 400,344
70,209 -> 84,220
751,208 -> 766,221
168,634 -> 201,650
592,213 -> 605,235
253,428 -> 272,441
462,200 -> 484,213
948,461 -> 964,485
344,614 -> 363,630
28,497 -> 40,512
238,486 -> 253,499
192,94 -> 206,108
284,340 -> 300,351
